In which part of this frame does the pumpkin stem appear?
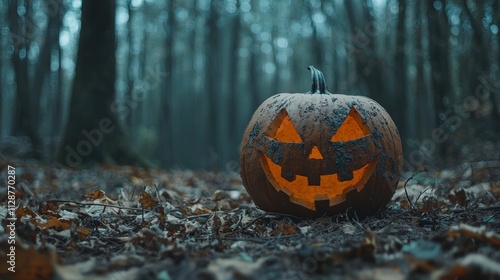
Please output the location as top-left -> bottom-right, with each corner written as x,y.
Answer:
307,66 -> 330,94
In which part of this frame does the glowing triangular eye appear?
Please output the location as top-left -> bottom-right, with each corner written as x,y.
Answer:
308,146 -> 323,159
266,109 -> 303,142
330,107 -> 370,142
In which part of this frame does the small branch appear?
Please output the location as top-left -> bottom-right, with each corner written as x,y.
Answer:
450,204 -> 500,213
403,169 -> 426,211
186,213 -> 212,219
46,199 -> 143,211
195,232 -> 301,244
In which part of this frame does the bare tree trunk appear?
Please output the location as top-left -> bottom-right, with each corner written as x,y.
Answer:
205,2 -> 222,168
56,0 -> 151,168
32,2 -> 60,101
394,0 -> 408,148
494,1 -> 500,124
461,0 -> 500,134
8,0 -> 42,158
125,0 -> 135,130
428,0 -> 451,160
415,1 -> 427,136
419,1 -> 436,141
228,4 -> 241,162
249,47 -> 260,112
46,2 -> 65,160
307,0 -> 325,70
344,1 -> 387,103
159,0 -> 174,168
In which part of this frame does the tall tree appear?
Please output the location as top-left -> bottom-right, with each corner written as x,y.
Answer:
307,0 -> 326,70
427,0 -> 451,159
228,2 -> 241,162
36,1 -> 65,159
8,0 -> 42,158
394,0 -> 408,146
461,0 -> 500,134
56,0 -> 150,168
205,1 -> 222,168
344,1 -> 387,103
158,0 -> 174,168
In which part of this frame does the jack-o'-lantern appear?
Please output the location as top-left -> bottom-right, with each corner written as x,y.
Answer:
240,66 -> 402,217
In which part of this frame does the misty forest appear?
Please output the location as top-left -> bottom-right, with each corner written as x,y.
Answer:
0,0 -> 499,279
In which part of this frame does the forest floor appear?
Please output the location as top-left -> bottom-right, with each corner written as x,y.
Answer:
0,159 -> 499,280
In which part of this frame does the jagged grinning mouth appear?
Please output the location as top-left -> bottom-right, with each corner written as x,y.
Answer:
261,154 -> 376,211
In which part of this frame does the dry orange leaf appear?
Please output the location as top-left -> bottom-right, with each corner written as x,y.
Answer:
16,205 -> 37,218
139,191 -> 157,209
37,216 -> 71,231
39,201 -> 62,216
275,222 -> 296,236
76,227 -> 92,236
87,190 -> 105,200
446,224 -> 500,247
491,182 -> 500,195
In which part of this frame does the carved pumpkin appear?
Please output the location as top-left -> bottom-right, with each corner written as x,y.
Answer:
240,66 -> 403,217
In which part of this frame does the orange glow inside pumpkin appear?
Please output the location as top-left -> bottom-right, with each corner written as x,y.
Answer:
268,111 -> 303,142
262,155 -> 375,210
330,107 -> 371,141
261,107 -> 376,210
308,146 -> 323,159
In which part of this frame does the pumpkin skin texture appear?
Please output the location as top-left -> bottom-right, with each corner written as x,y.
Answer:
239,66 -> 403,218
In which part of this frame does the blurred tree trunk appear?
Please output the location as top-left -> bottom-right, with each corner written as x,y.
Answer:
125,0 -> 135,130
461,0 -> 488,72
394,0 -> 408,147
428,0 -> 450,159
416,1 -> 433,138
159,0 -> 174,168
249,46 -> 260,112
495,1 -> 500,123
56,0 -> 150,168
404,1 -> 418,146
8,0 -> 42,158
344,1 -> 388,105
205,2 -> 221,168
50,35 -> 64,159
36,1 -> 65,159
228,4 -> 240,161
307,1 -> 325,70
0,16 -> 2,134
461,0 -> 500,134
188,2 -> 202,168
32,2 -> 60,101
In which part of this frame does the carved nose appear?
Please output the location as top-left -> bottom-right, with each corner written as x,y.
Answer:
308,145 -> 323,160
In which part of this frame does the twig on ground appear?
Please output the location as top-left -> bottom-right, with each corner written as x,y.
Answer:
403,169 -> 427,211
450,203 -> 500,213
46,199 -> 144,211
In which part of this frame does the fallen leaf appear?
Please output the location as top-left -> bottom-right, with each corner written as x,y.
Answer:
139,191 -> 157,209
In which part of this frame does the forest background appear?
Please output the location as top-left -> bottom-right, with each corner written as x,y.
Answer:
0,0 -> 499,171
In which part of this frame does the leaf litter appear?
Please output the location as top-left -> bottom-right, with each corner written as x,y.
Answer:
0,159 -> 499,279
